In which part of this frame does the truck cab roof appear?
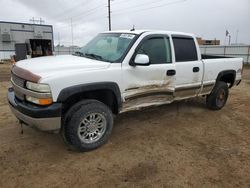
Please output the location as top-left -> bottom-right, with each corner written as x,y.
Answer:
102,30 -> 195,38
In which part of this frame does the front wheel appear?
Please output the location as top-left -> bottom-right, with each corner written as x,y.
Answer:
206,81 -> 229,110
62,99 -> 113,152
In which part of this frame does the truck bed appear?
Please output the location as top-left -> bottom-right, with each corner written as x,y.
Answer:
201,54 -> 233,59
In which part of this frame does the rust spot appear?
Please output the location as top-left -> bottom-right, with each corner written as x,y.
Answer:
12,65 -> 41,83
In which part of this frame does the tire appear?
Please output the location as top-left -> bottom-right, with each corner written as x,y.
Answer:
62,99 -> 113,152
206,81 -> 229,110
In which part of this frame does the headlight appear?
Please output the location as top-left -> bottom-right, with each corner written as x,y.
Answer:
26,96 -> 53,106
26,81 -> 51,93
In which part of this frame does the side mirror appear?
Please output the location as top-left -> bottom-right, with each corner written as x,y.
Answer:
133,54 -> 150,66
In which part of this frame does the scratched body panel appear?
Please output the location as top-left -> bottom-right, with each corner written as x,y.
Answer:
122,61 -> 175,112
121,93 -> 173,113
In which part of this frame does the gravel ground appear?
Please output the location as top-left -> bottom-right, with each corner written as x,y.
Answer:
0,63 -> 250,188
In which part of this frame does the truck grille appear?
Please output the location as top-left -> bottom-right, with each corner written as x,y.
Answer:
12,73 -> 25,88
11,73 -> 25,101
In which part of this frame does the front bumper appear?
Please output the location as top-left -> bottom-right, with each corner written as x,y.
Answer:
8,88 -> 62,132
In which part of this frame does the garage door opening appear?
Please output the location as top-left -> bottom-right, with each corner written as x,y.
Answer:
30,39 -> 53,58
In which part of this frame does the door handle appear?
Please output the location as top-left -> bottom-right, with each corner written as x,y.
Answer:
193,67 -> 200,72
167,69 -> 176,76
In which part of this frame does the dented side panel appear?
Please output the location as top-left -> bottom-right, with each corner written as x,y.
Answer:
121,63 -> 175,112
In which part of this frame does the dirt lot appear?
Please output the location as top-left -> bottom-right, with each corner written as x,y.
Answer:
0,63 -> 250,188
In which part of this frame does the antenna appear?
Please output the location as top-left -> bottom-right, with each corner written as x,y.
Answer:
130,25 -> 135,31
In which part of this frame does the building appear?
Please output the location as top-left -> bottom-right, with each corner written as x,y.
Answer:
0,21 -> 53,61
197,37 -> 220,45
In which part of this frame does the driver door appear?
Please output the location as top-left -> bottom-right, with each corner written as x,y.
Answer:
121,35 -> 176,112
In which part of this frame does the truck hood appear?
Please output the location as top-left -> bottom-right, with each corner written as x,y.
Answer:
15,55 -> 111,79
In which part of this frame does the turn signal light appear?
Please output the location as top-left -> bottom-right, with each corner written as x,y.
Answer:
39,98 -> 53,105
26,96 -> 53,106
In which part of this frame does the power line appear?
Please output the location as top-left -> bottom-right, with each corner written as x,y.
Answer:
53,0 -> 95,19
53,0 -> 187,45
53,14 -> 107,31
112,0 -> 135,5
54,0 -> 186,32
113,0 -> 166,11
54,0 -> 185,30
71,18 -> 74,47
55,4 -> 106,22
113,0 -> 187,16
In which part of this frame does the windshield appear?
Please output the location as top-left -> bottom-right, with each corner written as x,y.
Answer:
75,33 -> 137,62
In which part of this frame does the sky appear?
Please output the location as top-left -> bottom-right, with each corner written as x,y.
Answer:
0,0 -> 249,46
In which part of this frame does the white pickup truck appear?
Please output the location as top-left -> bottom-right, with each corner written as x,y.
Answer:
8,30 -> 243,151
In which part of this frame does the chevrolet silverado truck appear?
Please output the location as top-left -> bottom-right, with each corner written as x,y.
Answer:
8,30 -> 243,151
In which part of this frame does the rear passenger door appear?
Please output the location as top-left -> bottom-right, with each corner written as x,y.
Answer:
172,35 -> 203,99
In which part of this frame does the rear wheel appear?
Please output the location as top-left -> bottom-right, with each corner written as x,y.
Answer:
62,99 -> 113,151
206,81 -> 229,110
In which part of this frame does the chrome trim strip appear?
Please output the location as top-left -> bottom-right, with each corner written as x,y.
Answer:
11,79 -> 52,98
203,83 -> 215,87
125,91 -> 173,101
175,84 -> 201,91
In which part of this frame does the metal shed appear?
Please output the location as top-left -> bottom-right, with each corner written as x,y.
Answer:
0,21 -> 53,61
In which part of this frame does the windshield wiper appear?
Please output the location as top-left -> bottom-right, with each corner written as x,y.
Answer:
85,53 -> 103,61
73,51 -> 85,57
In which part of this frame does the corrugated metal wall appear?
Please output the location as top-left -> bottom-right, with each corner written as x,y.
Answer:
200,45 -> 250,64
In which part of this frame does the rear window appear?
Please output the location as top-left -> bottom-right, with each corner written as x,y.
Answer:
172,37 -> 198,62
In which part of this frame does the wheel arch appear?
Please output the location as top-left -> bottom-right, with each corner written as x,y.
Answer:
216,70 -> 236,88
57,82 -> 122,115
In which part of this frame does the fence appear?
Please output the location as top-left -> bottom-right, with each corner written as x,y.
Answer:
2,45 -> 250,64
0,51 -> 15,62
200,45 -> 250,64
54,46 -> 81,55
0,46 -> 81,62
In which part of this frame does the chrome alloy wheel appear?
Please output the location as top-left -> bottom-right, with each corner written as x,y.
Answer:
216,89 -> 226,108
78,113 -> 107,143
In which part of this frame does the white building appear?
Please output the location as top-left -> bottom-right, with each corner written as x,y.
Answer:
0,21 -> 53,61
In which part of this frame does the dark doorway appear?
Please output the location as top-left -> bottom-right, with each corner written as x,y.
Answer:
29,39 -> 52,58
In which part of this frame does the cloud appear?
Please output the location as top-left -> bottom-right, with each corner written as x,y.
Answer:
0,0 -> 249,46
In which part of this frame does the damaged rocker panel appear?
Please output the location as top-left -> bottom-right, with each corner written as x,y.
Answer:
121,82 -> 215,113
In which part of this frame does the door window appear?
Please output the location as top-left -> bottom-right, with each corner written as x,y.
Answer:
137,37 -> 171,64
172,37 -> 198,62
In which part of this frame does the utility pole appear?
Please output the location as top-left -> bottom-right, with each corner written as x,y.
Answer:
58,32 -> 60,54
58,32 -> 61,46
235,29 -> 239,44
228,35 -> 231,45
108,0 -> 111,31
70,18 -> 74,53
30,17 -> 35,24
